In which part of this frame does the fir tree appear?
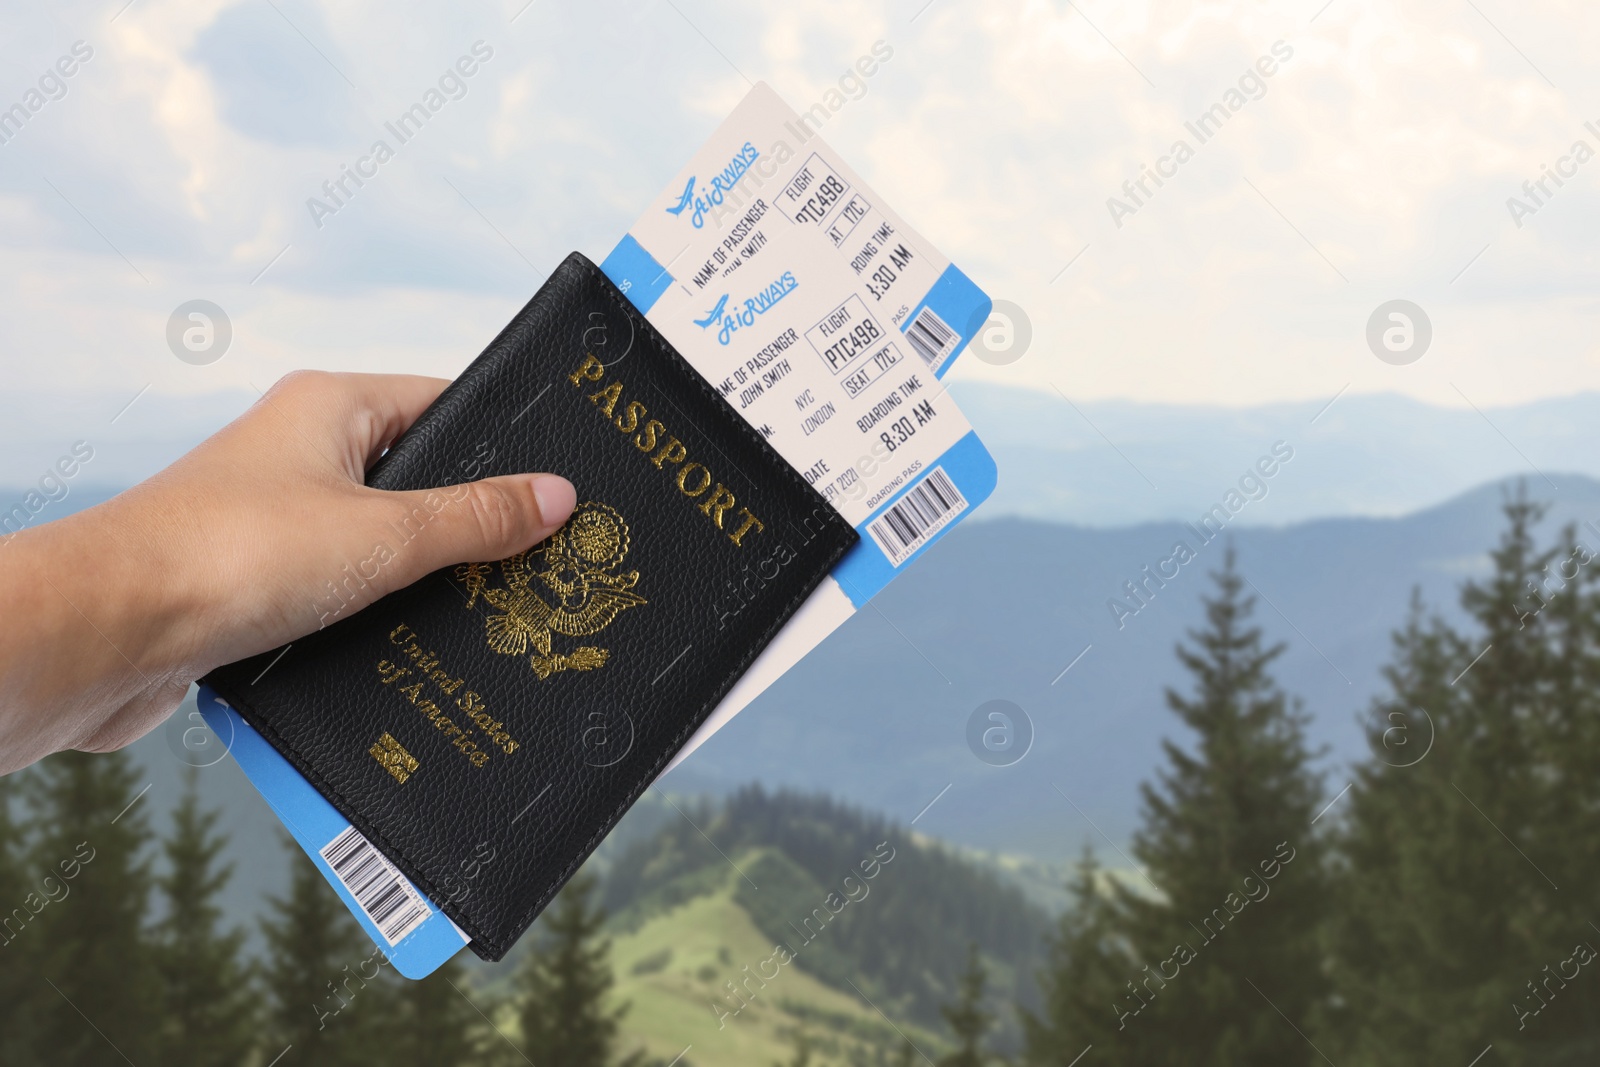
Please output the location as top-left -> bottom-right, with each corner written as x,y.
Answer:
940,944 -> 994,1066
261,837 -> 394,1065
1022,851 -> 1127,1064
516,870 -> 642,1066
154,767 -> 258,1066
1328,494 -> 1600,1064
24,749 -> 161,1067
1027,548 -> 1328,1066
391,953 -> 484,1067
0,770 -> 32,1066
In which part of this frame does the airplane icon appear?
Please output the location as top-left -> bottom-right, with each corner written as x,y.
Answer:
694,294 -> 730,328
665,176 -> 696,217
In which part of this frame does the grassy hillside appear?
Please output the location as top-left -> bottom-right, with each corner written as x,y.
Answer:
605,853 -> 944,1067
467,788 -> 1047,1062
600,787 -> 1051,1047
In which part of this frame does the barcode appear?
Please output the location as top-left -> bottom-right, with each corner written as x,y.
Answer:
904,306 -> 958,371
319,826 -> 431,946
867,467 -> 967,566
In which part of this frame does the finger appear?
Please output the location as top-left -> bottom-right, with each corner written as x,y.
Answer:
365,473 -> 577,594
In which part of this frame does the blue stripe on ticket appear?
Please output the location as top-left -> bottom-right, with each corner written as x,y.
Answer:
832,430 -> 998,607
600,234 -> 673,314
902,264 -> 992,377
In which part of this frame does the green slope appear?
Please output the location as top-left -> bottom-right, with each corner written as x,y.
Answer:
601,787 -> 1052,1046
607,851 -> 943,1067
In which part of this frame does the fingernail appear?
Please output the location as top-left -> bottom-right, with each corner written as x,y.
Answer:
530,474 -> 576,526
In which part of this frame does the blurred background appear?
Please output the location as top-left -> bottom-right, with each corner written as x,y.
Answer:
4,0 -> 1600,1063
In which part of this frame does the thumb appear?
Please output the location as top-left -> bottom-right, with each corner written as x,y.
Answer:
370,473 -> 577,592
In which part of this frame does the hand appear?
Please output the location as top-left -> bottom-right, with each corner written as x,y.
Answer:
0,371 -> 576,774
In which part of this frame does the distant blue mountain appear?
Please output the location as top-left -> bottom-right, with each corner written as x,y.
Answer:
947,382 -> 1600,528
665,472 -> 1600,861
7,385 -> 1599,529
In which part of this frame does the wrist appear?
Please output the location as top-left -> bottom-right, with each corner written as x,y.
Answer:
52,487 -> 206,686
101,482 -> 225,678
0,501 -> 185,767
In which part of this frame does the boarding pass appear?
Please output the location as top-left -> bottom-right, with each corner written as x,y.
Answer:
603,81 -> 996,768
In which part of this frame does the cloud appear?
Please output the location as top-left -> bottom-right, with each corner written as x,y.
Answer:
0,0 -> 1596,418
189,0 -> 357,148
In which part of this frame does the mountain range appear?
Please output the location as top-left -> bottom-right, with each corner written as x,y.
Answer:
6,384 -> 1599,529
663,471 -> 1600,862
948,382 -> 1600,527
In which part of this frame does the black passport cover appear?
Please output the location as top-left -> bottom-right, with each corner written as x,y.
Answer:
204,252 -> 857,961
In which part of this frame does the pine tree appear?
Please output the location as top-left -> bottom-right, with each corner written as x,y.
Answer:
0,769 -> 33,1066
24,749 -> 161,1066
391,953 -> 484,1067
940,944 -> 994,1066
1021,851 -> 1127,1064
154,767 -> 258,1066
261,837 -> 394,1065
516,870 -> 642,1066
1027,548 -> 1328,1067
1327,494 -> 1600,1064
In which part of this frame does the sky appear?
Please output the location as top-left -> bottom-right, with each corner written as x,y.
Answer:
1,0 -> 1597,474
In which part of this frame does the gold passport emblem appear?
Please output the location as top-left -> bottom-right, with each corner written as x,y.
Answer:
456,501 -> 647,679
370,732 -> 419,783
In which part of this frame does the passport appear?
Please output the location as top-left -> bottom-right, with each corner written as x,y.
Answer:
202,251 -> 857,961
